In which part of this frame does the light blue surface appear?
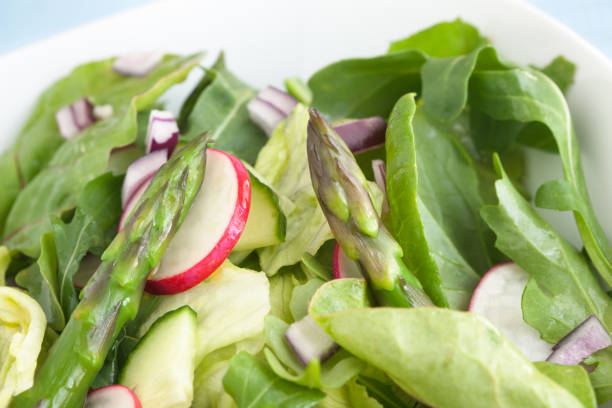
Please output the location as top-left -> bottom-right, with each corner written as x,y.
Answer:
0,0 -> 610,58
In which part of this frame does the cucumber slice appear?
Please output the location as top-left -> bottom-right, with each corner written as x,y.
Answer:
233,165 -> 286,251
119,306 -> 197,408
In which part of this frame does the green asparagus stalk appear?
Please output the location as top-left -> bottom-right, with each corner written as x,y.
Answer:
307,109 -> 432,308
11,134 -> 209,408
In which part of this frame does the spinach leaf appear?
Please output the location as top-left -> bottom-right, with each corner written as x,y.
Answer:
470,67 -> 612,292
388,19 -> 487,57
535,362 -> 597,408
309,281 -> 583,408
256,104 -> 333,275
386,94 -> 483,308
223,351 -> 325,408
181,53 -> 267,164
263,316 -> 365,389
2,54 -> 200,257
53,172 -> 123,318
586,349 -> 612,402
481,156 -> 612,341
14,232 -> 64,331
308,50 -> 425,120
536,56 -> 576,94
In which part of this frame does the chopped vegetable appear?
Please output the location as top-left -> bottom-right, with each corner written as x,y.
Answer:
112,52 -> 164,77
547,316 -> 612,366
145,110 -> 179,156
285,315 -> 338,365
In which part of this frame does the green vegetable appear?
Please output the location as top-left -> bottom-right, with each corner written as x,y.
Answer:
470,68 -> 612,290
535,362 -> 597,408
2,54 -> 201,257
307,108 -> 431,308
318,380 -> 383,408
386,94 -> 484,308
15,232 -> 64,331
290,278 -> 325,321
269,268 -> 301,323
11,133 -> 208,408
0,247 -> 9,285
0,287 -> 46,407
536,56 -> 576,94
223,351 -> 325,408
309,280 -> 583,408
256,104 -> 333,275
181,53 -> 267,164
285,77 -> 313,105
53,172 -> 123,318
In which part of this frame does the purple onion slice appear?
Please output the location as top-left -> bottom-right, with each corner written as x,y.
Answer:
285,315 -> 338,366
55,105 -> 80,139
112,51 -> 163,77
257,86 -> 298,116
333,116 -> 386,154
546,315 -> 611,365
247,97 -> 286,136
146,110 -> 179,156
121,149 -> 167,208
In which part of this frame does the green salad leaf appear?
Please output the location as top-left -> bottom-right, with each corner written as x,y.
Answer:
269,268 -> 301,323
534,362 -> 597,408
2,54 -> 201,257
223,351 -> 325,408
0,247 -> 9,285
386,94 -> 483,308
15,232 -> 64,331
318,380 -> 383,408
256,104 -> 333,275
536,56 -> 576,94
53,172 -> 122,318
290,278 -> 325,321
181,53 -> 267,164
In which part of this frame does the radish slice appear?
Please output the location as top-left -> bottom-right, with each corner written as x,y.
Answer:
112,52 -> 163,77
332,243 -> 363,279
333,116 -> 386,154
546,315 -> 611,365
247,97 -> 286,136
121,150 -> 167,208
146,110 -> 179,156
469,262 -> 553,361
257,86 -> 298,116
119,175 -> 154,231
285,315 -> 338,365
84,385 -> 142,408
146,149 -> 251,295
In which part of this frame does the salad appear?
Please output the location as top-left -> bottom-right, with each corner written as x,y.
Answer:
1,18 -> 612,408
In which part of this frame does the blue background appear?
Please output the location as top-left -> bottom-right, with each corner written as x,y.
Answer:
0,0 -> 610,58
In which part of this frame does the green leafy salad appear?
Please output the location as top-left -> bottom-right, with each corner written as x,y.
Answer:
2,19 -> 612,408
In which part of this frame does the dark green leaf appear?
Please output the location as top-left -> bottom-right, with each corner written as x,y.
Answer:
181,53 -> 267,164
15,232 -> 64,331
223,351 -> 325,408
53,172 -> 123,317
535,56 -> 576,94
534,362 -> 597,408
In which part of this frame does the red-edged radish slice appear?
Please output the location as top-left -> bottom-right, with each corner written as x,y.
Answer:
145,149 -> 251,294
285,315 -> 338,365
332,242 -> 363,279
84,385 -> 142,408
112,52 -> 163,77
119,175 -> 154,231
145,110 -> 179,156
469,262 -> 552,361
547,315 -> 611,365
121,150 -> 167,208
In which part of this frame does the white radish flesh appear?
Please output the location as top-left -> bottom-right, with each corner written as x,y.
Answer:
84,385 -> 141,408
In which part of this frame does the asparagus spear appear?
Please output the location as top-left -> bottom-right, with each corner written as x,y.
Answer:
11,134 -> 209,408
307,109 -> 432,308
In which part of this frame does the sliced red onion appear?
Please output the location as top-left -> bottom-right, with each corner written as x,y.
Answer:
146,110 -> 179,156
93,104 -> 114,120
285,315 -> 338,365
247,97 -> 286,136
257,86 -> 298,116
72,98 -> 95,129
55,97 -> 96,139
119,175 -> 153,230
121,150 -> 167,208
55,106 -> 80,139
546,315 -> 611,365
333,242 -> 363,279
334,116 -> 386,154
112,51 -> 163,77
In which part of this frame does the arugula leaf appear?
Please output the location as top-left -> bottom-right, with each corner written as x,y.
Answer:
2,54 -> 201,257
309,281 -> 583,408
0,247 -> 9,286
181,53 -> 267,164
535,362 -> 597,408
53,172 -> 123,318
388,19 -> 487,57
15,232 -> 64,331
481,156 -> 612,341
308,50 -> 426,120
256,104 -> 333,275
223,351 -> 325,408
470,67 -> 612,293
386,94 -> 483,308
